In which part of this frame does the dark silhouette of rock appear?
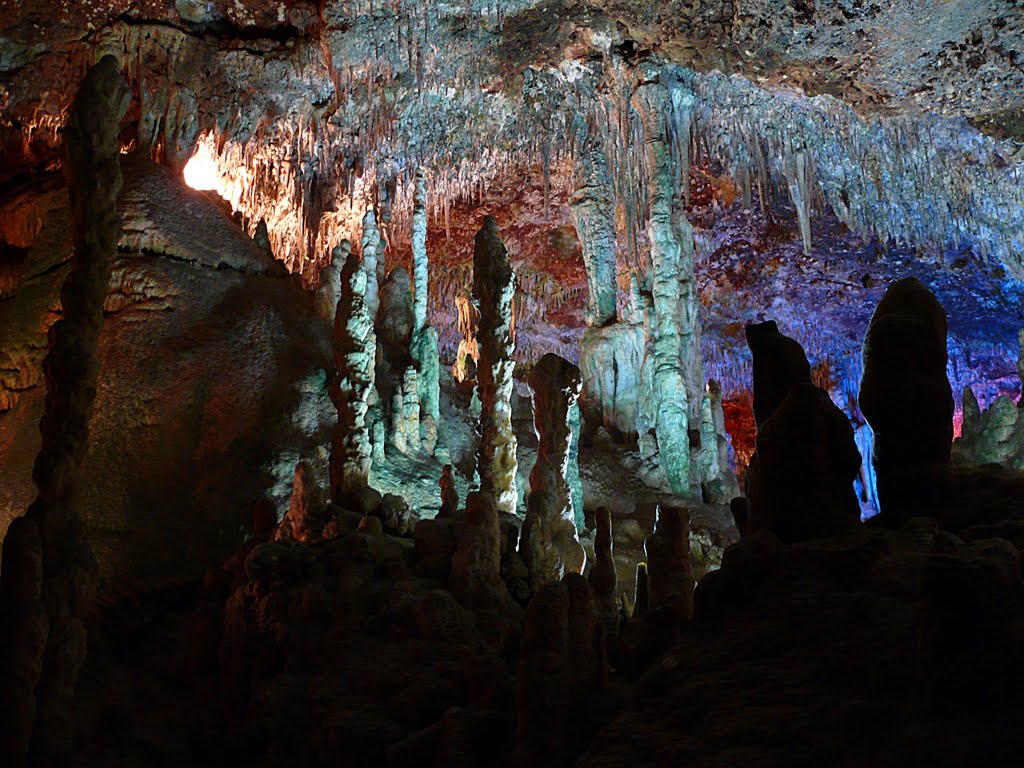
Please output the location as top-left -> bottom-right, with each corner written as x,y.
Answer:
747,383 -> 862,542
860,277 -> 953,525
746,320 -> 812,426
588,507 -> 618,639
0,55 -> 129,766
643,506 -> 694,622
438,464 -> 459,518
449,492 -> 508,608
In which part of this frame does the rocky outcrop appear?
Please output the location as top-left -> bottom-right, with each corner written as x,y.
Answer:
472,217 -> 519,518
521,354 -> 586,592
860,278 -> 953,526
330,240 -> 377,507
569,135 -> 617,328
0,56 -> 128,766
315,240 -> 350,322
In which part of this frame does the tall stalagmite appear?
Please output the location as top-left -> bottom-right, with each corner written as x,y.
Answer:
361,210 -> 381,322
409,169 -> 440,454
329,243 -> 377,506
0,55 -> 129,766
632,71 -> 704,496
522,353 -> 585,591
473,217 -> 518,517
860,277 -> 953,525
569,135 -> 617,327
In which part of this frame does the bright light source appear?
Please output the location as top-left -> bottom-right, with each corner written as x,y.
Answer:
183,141 -> 219,190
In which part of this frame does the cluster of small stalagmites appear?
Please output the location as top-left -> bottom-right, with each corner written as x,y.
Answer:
0,55 -> 129,767
742,321 -> 861,542
521,353 -> 586,592
473,217 -> 519,518
859,278 -> 953,526
956,329 -> 1024,471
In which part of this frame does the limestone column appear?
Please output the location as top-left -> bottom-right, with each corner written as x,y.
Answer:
569,138 -> 617,327
473,217 -> 518,517
0,55 -> 129,767
521,353 -> 585,591
409,169 -> 440,453
631,73 -> 703,495
329,247 -> 377,506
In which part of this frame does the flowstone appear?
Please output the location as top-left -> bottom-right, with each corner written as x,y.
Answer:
569,134 -> 617,327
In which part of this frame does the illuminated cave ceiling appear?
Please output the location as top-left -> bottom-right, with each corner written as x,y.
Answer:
3,1 -> 1023,267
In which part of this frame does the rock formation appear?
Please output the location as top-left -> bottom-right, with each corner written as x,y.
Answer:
746,320 -> 812,427
453,288 -> 480,383
643,506 -> 694,622
409,171 -> 441,454
747,383 -> 862,542
569,134 -> 617,327
522,354 -> 586,590
631,70 -> 705,496
274,462 -> 327,543
361,210 -> 381,322
472,217 -> 518,518
438,464 -> 459,518
588,507 -> 619,639
315,240 -> 350,322
449,491 -> 507,609
859,277 -> 953,525
0,55 -> 129,766
579,321 -> 645,439
515,582 -> 569,768
329,241 -> 377,507
955,330 -> 1024,470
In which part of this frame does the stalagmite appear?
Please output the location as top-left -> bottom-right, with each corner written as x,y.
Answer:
409,171 -> 440,453
411,168 -> 429,333
565,573 -> 604,702
567,400 -> 584,531
746,320 -> 812,427
643,505 -> 694,622
515,582 -> 569,768
274,462 -> 327,542
632,71 -> 704,496
315,240 -> 351,322
472,217 -> 518,518
0,55 -> 129,766
522,354 -> 586,591
361,210 -> 381,322
569,136 -> 617,327
588,507 -> 618,639
449,492 -> 507,607
747,383 -> 862,541
438,464 -> 459,518
860,278 -> 953,526
330,243 -> 377,507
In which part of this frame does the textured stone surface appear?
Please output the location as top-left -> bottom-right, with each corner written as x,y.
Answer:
315,241 -> 350,323
472,218 -> 518,518
522,353 -> 585,591
569,136 -> 617,327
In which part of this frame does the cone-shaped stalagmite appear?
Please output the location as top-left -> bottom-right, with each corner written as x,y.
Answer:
330,242 -> 377,506
473,217 -> 518,517
569,134 -> 617,327
643,506 -> 694,622
522,353 -> 585,591
0,55 -> 129,766
860,277 -> 953,525
588,507 -> 618,638
632,72 -> 704,495
449,492 -> 507,607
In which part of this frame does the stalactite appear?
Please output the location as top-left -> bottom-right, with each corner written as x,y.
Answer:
569,133 -> 618,327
